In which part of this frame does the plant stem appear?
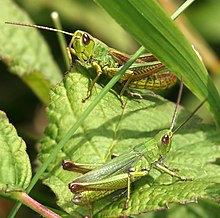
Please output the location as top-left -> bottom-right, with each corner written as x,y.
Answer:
12,192 -> 61,218
171,0 -> 195,20
51,11 -> 69,69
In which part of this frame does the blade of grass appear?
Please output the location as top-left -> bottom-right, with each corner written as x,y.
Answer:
51,11 -> 69,70
171,0 -> 195,20
95,0 -> 220,127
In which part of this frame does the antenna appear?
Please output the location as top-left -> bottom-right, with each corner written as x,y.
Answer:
169,76 -> 183,132
169,76 -> 206,134
5,21 -> 73,36
173,99 -> 206,134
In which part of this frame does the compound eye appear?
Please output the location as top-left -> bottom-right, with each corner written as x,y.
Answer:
82,33 -> 90,45
161,134 -> 170,145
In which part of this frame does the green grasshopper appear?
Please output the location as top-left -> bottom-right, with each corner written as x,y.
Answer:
62,79 -> 206,209
5,22 -> 176,107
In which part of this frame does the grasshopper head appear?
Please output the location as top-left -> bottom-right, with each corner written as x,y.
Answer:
70,30 -> 95,63
155,129 -> 173,158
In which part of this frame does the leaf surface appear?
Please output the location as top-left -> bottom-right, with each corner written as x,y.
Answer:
0,111 -> 32,198
95,0 -> 220,127
0,0 -> 62,103
39,69 -> 220,217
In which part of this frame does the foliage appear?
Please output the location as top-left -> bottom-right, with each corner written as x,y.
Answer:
0,0 -> 220,217
39,70 -> 220,217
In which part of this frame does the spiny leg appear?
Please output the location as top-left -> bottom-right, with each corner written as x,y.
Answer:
159,161 -> 179,173
119,78 -> 133,109
112,189 -> 127,202
119,76 -> 147,108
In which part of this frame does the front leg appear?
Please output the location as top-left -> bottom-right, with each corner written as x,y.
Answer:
66,47 -> 74,66
82,62 -> 103,102
67,36 -> 78,66
155,162 -> 192,181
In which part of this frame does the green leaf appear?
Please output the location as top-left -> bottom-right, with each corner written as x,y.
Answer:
94,0 -> 220,127
146,199 -> 220,218
94,130 -> 220,217
39,70 -> 220,217
0,0 -> 62,104
0,111 -> 32,198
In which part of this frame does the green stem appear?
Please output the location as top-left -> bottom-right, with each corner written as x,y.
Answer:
51,11 -> 69,69
12,192 -> 61,218
171,0 -> 195,20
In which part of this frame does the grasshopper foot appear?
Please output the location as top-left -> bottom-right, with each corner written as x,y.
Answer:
174,174 -> 193,181
82,91 -> 92,103
111,153 -> 119,159
124,199 -> 129,210
128,91 -> 143,99
179,176 -> 193,181
118,95 -> 126,109
121,102 -> 126,109
169,167 -> 179,172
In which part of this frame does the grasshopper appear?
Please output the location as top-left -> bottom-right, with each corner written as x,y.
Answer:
62,79 -> 206,209
5,22 -> 176,107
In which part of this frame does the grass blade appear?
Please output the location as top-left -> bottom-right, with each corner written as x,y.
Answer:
95,0 -> 220,127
